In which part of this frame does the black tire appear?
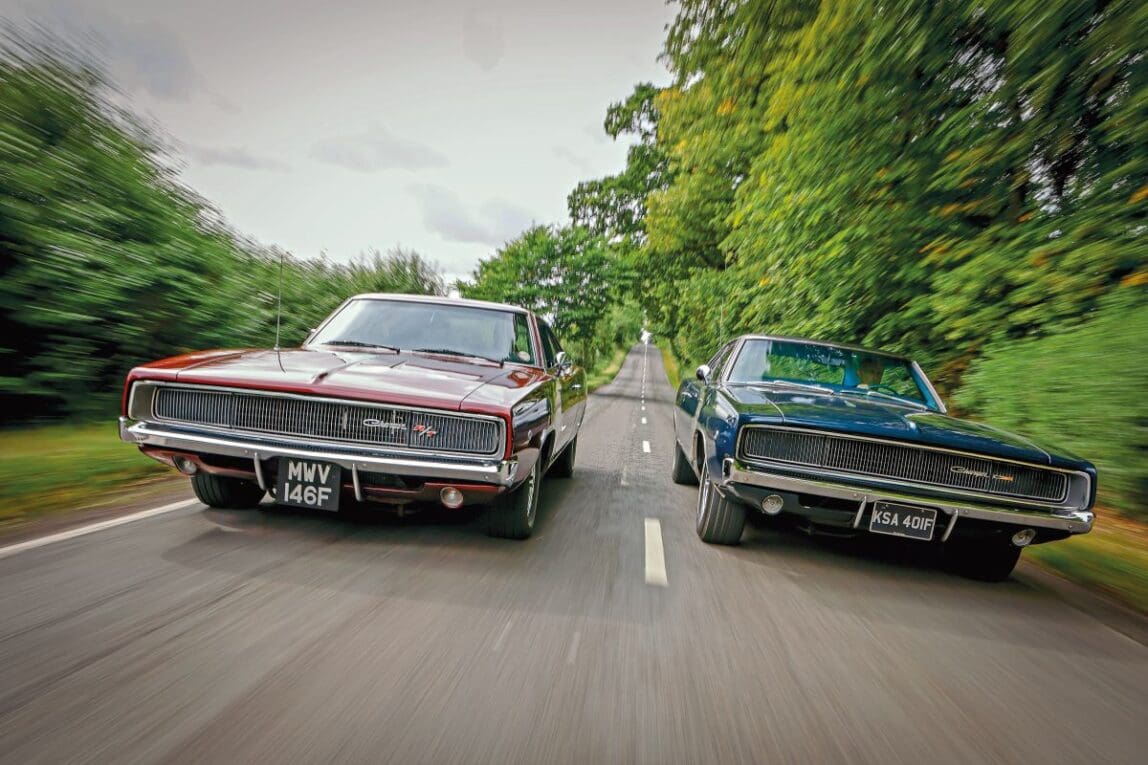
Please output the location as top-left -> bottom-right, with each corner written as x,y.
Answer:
945,539 -> 1022,582
671,441 -> 698,485
548,436 -> 577,478
487,459 -> 542,539
695,462 -> 746,545
191,473 -> 266,509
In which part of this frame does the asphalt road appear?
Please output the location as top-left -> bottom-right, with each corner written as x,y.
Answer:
1,345 -> 1145,764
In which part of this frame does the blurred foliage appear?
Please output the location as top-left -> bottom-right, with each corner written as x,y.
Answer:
461,224 -> 642,373
0,41 -> 442,422
956,293 -> 1148,515
569,0 -> 1146,516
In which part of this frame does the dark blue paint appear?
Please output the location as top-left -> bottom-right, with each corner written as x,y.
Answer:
674,337 -> 1097,505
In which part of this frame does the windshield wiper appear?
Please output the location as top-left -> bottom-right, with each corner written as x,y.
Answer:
408,347 -> 504,366
840,388 -> 929,410
319,339 -> 399,352
745,380 -> 836,395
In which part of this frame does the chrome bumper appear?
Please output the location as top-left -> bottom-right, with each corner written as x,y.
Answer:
120,417 -> 518,487
725,460 -> 1093,535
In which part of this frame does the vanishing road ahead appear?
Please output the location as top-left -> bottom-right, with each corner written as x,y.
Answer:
1,345 -> 1145,764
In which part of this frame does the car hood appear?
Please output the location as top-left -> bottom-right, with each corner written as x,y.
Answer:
723,386 -> 1061,465
143,348 -> 541,412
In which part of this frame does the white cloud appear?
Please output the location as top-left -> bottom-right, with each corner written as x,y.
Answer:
185,144 -> 288,172
552,145 -> 592,173
27,1 -> 199,100
461,6 -> 505,71
410,184 -> 535,247
310,123 -> 449,172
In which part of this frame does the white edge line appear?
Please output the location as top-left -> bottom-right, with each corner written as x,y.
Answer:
0,498 -> 199,561
644,518 -> 668,586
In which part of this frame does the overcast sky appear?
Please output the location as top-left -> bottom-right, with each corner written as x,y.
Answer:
1,0 -> 673,281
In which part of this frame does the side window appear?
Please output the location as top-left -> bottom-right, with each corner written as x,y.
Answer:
708,342 -> 735,378
511,314 -> 534,363
539,321 -> 561,368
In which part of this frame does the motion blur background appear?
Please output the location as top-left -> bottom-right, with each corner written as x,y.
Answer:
0,1 -> 1145,601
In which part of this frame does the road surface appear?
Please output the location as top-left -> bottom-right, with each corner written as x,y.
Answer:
1,345 -> 1145,764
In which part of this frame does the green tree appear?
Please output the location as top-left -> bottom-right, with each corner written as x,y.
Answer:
462,225 -> 623,369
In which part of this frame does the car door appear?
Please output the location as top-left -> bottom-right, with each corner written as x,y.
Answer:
676,341 -> 736,452
538,320 -> 581,455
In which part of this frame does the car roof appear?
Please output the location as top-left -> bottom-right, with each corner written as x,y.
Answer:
734,334 -> 912,361
349,293 -> 530,315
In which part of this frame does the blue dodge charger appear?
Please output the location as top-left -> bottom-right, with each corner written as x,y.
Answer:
672,335 -> 1096,581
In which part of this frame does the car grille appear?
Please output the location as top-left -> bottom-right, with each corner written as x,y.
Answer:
152,386 -> 504,457
739,427 -> 1067,503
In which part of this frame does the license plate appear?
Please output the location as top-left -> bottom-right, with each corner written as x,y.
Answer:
868,501 -> 937,541
277,458 -> 341,512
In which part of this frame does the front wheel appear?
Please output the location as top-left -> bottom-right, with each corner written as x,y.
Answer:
944,539 -> 1022,582
191,473 -> 265,509
695,463 -> 745,545
487,459 -> 542,539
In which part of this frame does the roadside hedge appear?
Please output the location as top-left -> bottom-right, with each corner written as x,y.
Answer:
955,293 -> 1148,518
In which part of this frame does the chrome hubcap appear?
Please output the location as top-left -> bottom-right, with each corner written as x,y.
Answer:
697,465 -> 709,524
524,463 -> 538,526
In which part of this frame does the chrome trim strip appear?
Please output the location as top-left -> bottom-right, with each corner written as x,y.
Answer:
134,380 -> 508,459
910,359 -> 948,414
942,510 -> 959,542
351,464 -> 363,502
253,453 -> 267,491
735,425 -> 1089,510
852,499 -> 866,529
120,418 -> 517,487
726,461 -> 1093,534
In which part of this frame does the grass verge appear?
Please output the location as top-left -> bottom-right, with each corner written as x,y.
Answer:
587,344 -> 630,392
0,422 -> 171,531
1027,514 -> 1148,615
659,343 -> 683,390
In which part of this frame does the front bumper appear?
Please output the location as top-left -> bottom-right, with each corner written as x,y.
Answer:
120,417 -> 518,489
724,459 -> 1093,537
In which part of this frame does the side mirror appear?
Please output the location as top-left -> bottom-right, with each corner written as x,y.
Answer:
696,364 -> 712,384
554,350 -> 572,373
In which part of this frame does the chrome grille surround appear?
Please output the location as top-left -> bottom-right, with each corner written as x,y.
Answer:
738,426 -> 1073,506
149,384 -> 505,458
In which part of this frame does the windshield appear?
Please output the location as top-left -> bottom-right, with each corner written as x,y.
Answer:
726,339 -> 938,409
309,299 -> 536,365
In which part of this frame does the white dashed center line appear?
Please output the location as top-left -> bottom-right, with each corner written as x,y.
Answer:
644,518 -> 668,586
642,440 -> 651,453
492,619 -> 513,652
641,417 -> 647,425
566,631 -> 582,664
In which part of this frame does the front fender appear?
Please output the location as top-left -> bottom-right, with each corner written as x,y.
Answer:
697,389 -> 740,483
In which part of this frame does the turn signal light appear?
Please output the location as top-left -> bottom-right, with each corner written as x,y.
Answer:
440,487 -> 464,509
173,456 -> 198,475
1012,528 -> 1037,547
761,494 -> 784,515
